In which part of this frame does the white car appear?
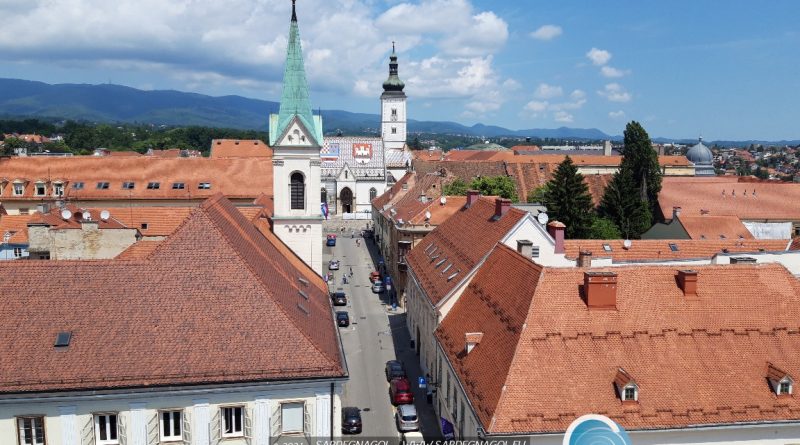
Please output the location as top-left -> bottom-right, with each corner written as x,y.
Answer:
329,260 -> 340,270
372,280 -> 384,293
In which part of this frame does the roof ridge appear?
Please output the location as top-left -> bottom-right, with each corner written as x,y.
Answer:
530,326 -> 800,342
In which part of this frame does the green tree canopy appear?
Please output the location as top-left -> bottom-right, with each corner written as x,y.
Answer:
527,183 -> 550,204
587,216 -> 622,239
470,176 -> 518,202
620,121 -> 662,219
598,167 -> 652,239
541,156 -> 594,239
443,178 -> 468,196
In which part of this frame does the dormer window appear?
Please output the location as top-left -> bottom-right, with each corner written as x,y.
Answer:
72,182 -> 85,190
198,182 -> 211,190
768,363 -> 793,396
53,183 -> 64,197
97,182 -> 110,190
614,368 -> 639,403
35,182 -> 46,196
122,182 -> 135,190
172,182 -> 185,190
623,386 -> 638,401
779,379 -> 793,396
147,182 -> 160,190
13,183 -> 24,196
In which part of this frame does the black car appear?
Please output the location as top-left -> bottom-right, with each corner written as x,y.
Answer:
385,360 -> 407,381
336,311 -> 350,327
331,291 -> 347,306
342,407 -> 362,434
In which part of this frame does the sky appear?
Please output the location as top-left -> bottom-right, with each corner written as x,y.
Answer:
1,0 -> 799,140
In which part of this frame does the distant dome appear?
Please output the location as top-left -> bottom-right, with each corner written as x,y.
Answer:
686,137 -> 713,164
464,142 -> 508,151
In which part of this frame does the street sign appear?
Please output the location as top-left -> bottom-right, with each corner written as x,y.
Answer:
385,276 -> 393,285
418,376 -> 427,389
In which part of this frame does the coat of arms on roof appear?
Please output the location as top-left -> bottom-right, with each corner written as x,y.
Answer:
353,143 -> 373,164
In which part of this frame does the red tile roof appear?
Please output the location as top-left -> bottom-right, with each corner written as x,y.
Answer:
0,214 -> 32,244
0,194 -> 344,394
563,239 -> 789,262
0,156 -> 273,201
405,196 -> 527,306
659,177 -> 800,221
678,215 -> 754,240
372,172 -> 414,210
437,254 -> 800,434
115,240 -> 163,260
209,139 -> 272,158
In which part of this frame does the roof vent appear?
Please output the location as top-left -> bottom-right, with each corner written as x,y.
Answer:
677,270 -> 698,297
730,256 -> 757,264
465,332 -> 483,355
54,331 -> 72,347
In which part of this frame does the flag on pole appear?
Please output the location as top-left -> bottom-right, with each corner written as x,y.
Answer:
321,202 -> 329,219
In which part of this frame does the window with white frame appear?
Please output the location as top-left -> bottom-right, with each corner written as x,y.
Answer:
281,402 -> 304,434
53,183 -> 64,197
778,377 -> 793,396
13,247 -> 23,258
95,413 -> 119,444
34,183 -> 46,196
17,416 -> 45,445
13,183 -> 24,196
160,410 -> 182,442
198,182 -> 212,190
621,384 -> 638,402
221,406 -> 244,437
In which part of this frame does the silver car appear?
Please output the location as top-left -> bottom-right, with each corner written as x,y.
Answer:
372,280 -> 385,293
395,404 -> 419,432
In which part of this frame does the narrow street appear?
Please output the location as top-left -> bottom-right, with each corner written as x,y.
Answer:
323,228 -> 441,440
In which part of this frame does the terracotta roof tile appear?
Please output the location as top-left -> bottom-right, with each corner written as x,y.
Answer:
0,194 -> 344,394
563,239 -> 789,262
678,215 -> 754,240
373,172 -> 413,210
0,214 -> 32,244
209,139 -> 272,158
115,240 -> 164,260
438,257 -> 800,433
406,196 -> 527,306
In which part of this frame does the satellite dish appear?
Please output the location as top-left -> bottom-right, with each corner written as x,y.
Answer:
424,211 -> 432,220
100,210 -> 110,221
623,239 -> 632,249
61,209 -> 73,220
83,211 -> 92,221
440,196 -> 447,205
537,212 -> 549,225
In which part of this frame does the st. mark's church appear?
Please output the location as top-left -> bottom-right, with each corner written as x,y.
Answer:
269,1 -> 410,274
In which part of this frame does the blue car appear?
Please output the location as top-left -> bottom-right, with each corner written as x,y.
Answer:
326,234 -> 337,246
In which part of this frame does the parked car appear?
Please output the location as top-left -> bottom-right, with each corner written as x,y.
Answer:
385,360 -> 407,381
390,377 -> 414,405
329,259 -> 340,270
401,431 -> 425,445
331,291 -> 347,306
336,311 -> 350,327
341,407 -> 362,434
395,404 -> 420,432
370,271 -> 381,283
372,280 -> 385,293
326,234 -> 337,246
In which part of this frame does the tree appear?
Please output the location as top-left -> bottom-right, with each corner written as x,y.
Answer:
587,216 -> 622,239
443,179 -> 468,196
541,156 -> 594,238
470,176 -> 518,202
598,167 -> 652,239
409,136 -> 422,150
620,121 -> 662,220
527,183 -> 550,204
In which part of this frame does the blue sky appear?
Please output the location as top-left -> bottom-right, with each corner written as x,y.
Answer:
1,0 -> 798,140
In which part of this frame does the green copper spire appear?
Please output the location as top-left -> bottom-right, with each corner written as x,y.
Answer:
271,0 -> 321,146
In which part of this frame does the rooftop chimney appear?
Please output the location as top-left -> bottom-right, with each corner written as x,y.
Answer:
465,332 -> 483,355
584,272 -> 618,309
603,140 -> 612,156
730,256 -> 757,265
466,190 -> 480,208
578,250 -> 593,268
672,206 -> 682,220
547,221 -> 566,254
517,239 -> 533,259
494,198 -> 512,219
677,270 -> 698,297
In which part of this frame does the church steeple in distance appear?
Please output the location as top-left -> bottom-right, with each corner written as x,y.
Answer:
270,0 -> 320,146
382,42 -> 405,96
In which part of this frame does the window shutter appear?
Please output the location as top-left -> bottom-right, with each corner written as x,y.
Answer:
302,403 -> 311,437
244,407 -> 253,444
146,413 -> 159,445
269,403 -> 281,439
182,410 -> 192,445
209,408 -> 221,445
118,414 -> 128,445
80,416 -> 95,445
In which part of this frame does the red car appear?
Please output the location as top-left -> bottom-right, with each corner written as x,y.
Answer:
370,271 -> 381,283
390,377 -> 414,405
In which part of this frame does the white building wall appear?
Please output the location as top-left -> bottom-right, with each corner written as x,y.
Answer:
743,221 -> 793,240
0,381 -> 343,445
381,97 -> 407,152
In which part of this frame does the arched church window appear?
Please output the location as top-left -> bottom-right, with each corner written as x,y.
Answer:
321,187 -> 327,204
290,172 -> 305,210
369,187 -> 377,201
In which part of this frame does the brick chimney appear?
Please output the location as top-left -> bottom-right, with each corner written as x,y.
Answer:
578,251 -> 593,267
517,240 -> 533,259
466,190 -> 480,208
494,198 -> 512,219
547,221 -> 566,254
465,332 -> 483,355
584,272 -> 618,309
677,270 -> 698,297
672,206 -> 682,220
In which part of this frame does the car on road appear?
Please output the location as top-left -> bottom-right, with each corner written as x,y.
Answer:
341,407 -> 362,434
331,291 -> 347,306
370,271 -> 381,283
372,280 -> 385,293
329,259 -> 340,270
390,377 -> 414,405
326,234 -> 337,246
336,311 -> 350,327
395,404 -> 420,432
385,360 -> 407,381
401,431 -> 425,445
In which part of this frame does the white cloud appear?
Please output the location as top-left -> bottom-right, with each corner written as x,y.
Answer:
550,89 -> 587,110
586,47 -> 612,66
609,110 -> 626,120
524,100 -> 549,113
554,111 -> 574,123
600,65 -> 629,78
534,83 -> 563,99
598,83 -> 632,102
530,25 -> 562,41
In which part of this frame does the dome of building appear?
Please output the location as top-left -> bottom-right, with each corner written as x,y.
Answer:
686,137 -> 713,164
463,142 -> 508,151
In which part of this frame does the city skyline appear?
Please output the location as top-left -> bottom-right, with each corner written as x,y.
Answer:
1,0 -> 798,140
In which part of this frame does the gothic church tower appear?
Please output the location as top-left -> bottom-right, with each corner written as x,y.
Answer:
381,43 -> 407,154
270,0 -> 323,275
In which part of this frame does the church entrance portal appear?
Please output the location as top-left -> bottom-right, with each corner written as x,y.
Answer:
340,187 -> 353,213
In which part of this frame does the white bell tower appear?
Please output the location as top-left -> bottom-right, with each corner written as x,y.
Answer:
381,42 -> 407,154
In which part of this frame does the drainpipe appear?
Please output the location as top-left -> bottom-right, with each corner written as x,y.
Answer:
330,382 -> 335,440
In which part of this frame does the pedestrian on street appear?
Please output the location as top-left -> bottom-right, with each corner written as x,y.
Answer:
349,266 -> 353,275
